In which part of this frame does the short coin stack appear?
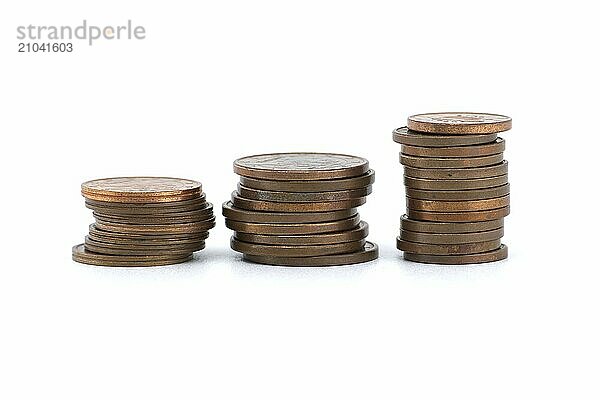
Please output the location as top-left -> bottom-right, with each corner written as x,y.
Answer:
223,153 -> 379,266
73,177 -> 215,267
394,112 -> 511,264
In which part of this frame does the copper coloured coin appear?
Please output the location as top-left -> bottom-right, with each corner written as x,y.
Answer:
399,227 -> 504,245
393,127 -> 497,147
84,237 -> 204,256
224,214 -> 361,235
234,221 -> 369,245
400,215 -> 503,233
237,184 -> 372,203
231,237 -> 366,257
81,177 -> 202,203
233,153 -> 369,181
404,161 -> 508,180
402,139 -> 505,158
406,195 -> 510,212
405,184 -> 510,201
403,244 -> 508,265
72,244 -> 192,267
407,206 -> 510,222
231,192 -> 366,212
92,203 -> 214,224
242,241 -> 379,267
399,153 -> 504,168
239,170 -> 375,192
222,201 -> 356,223
404,175 -> 508,190
407,112 -> 512,134
397,238 -> 501,255
95,217 -> 216,235
88,224 -> 208,242
85,196 -> 207,215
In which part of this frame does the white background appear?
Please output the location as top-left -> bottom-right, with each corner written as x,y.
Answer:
1,1 -> 599,399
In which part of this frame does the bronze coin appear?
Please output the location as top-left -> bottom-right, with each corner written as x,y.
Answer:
82,177 -> 202,203
225,213 -> 361,235
222,201 -> 357,223
403,244 -> 508,265
404,175 -> 508,190
405,184 -> 510,201
407,206 -> 510,222
233,153 -> 369,181
88,224 -> 208,244
93,204 -> 214,224
231,192 -> 366,212
404,161 -> 508,180
237,184 -> 372,203
406,195 -> 510,212
400,153 -> 503,168
402,138 -> 505,158
399,227 -> 503,244
393,127 -> 497,147
84,236 -> 204,256
400,215 -> 503,233
242,241 -> 379,267
407,112 -> 512,134
397,238 -> 501,255
239,170 -> 376,192
234,221 -> 369,245
95,217 -> 216,235
231,237 -> 366,257
85,196 -> 207,215
72,244 -> 192,267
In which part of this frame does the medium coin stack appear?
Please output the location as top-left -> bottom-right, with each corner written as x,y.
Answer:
394,112 -> 511,265
222,153 -> 379,266
72,177 -> 215,267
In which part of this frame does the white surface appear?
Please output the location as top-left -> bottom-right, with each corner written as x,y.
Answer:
1,1 -> 599,399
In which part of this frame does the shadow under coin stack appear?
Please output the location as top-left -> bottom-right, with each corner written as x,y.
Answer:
72,177 -> 215,267
223,153 -> 379,266
394,113 -> 511,265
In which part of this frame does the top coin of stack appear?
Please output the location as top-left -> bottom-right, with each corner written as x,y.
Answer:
394,112 -> 511,265
73,177 -> 215,267
223,153 -> 379,266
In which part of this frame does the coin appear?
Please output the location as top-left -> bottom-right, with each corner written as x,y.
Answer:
405,184 -> 510,201
92,203 -> 214,224
407,206 -> 510,222
401,138 -> 505,158
231,237 -> 366,257
407,112 -> 512,134
400,215 -> 503,233
85,197 -> 207,215
231,192 -> 366,212
399,227 -> 503,244
234,221 -> 369,245
237,184 -> 372,203
85,236 -> 204,256
82,177 -> 202,203
95,216 -> 216,235
233,153 -> 369,181
239,170 -> 376,192
399,153 -> 503,168
406,195 -> 510,212
404,175 -> 508,190
224,214 -> 361,235
242,241 -> 379,267
222,201 -> 357,223
397,238 -> 501,255
403,244 -> 508,264
72,244 -> 192,267
88,224 -> 208,244
393,127 -> 497,147
404,161 -> 508,180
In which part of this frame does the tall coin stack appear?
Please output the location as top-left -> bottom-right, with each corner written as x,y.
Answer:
223,153 -> 379,266
394,113 -> 511,264
73,177 -> 215,267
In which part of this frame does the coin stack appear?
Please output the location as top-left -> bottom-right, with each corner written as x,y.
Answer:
72,177 -> 215,267
222,153 -> 379,266
394,112 -> 511,265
